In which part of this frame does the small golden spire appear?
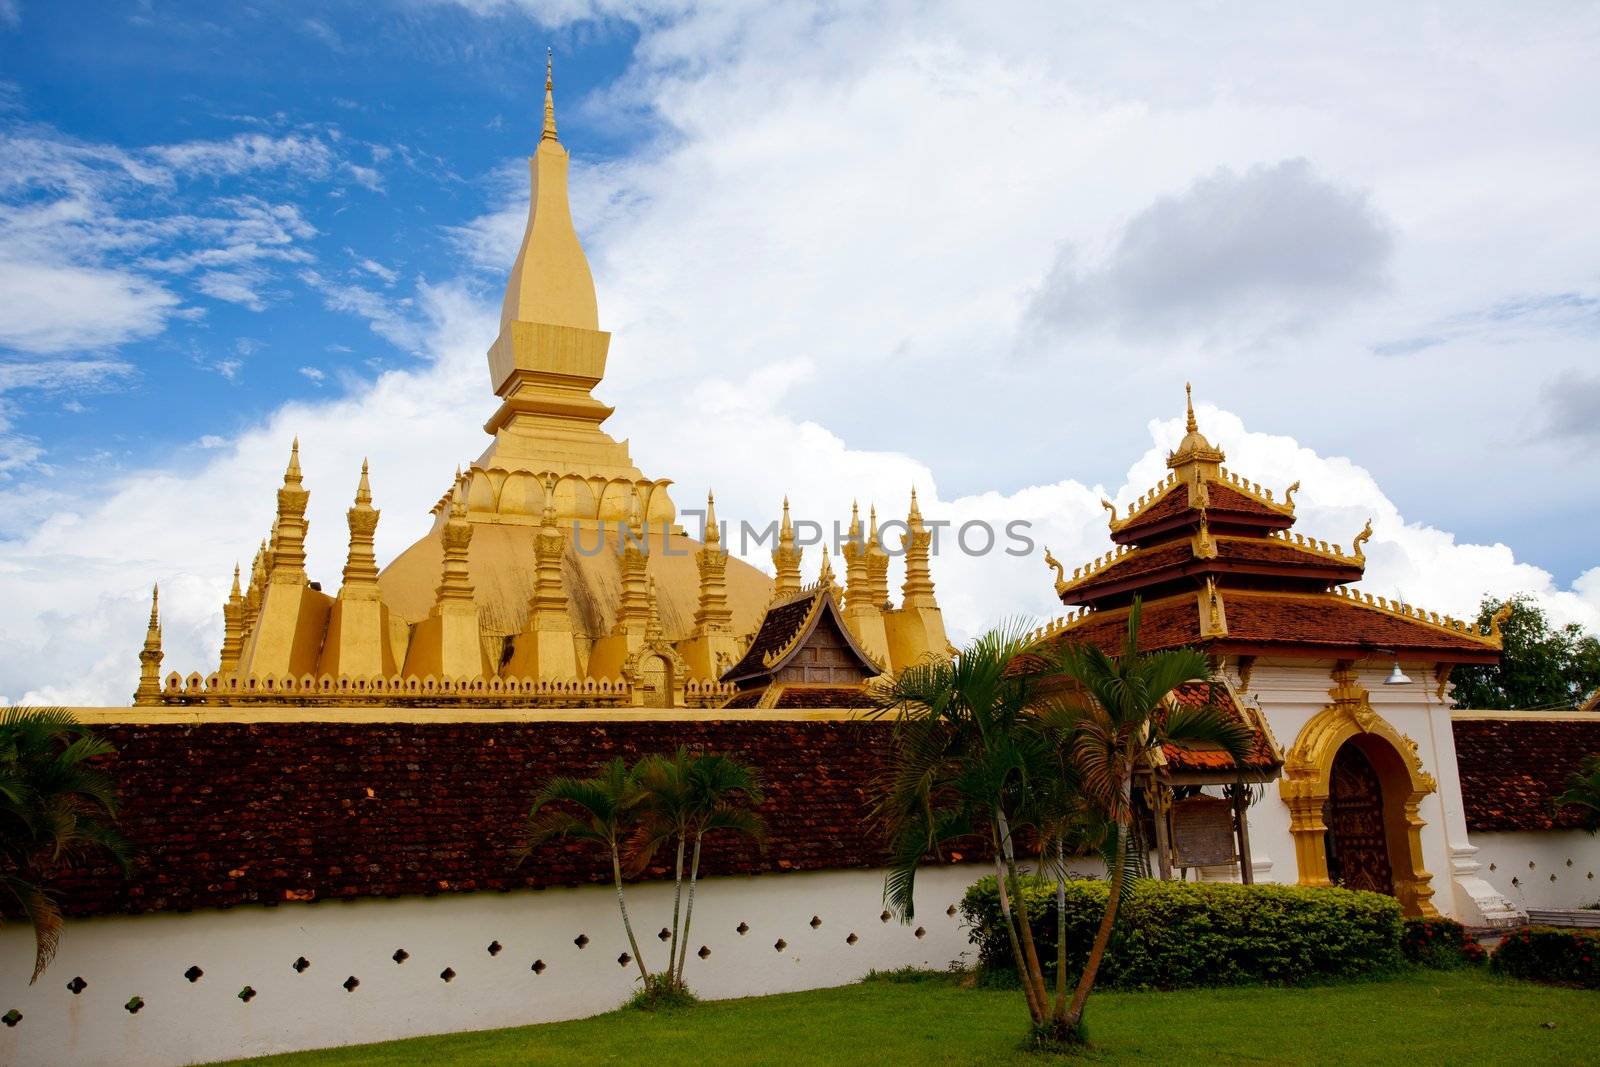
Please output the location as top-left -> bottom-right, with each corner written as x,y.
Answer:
286,437 -> 302,483
868,504 -> 879,546
818,545 -> 836,588
704,489 -> 720,547
1185,382 -> 1197,434
541,473 -> 558,525
908,486 -> 922,524
780,495 -> 793,536
356,458 -> 372,506
848,499 -> 861,540
135,582 -> 165,705
541,47 -> 558,143
230,564 -> 241,597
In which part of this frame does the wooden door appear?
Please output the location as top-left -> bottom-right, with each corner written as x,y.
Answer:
1324,742 -> 1394,895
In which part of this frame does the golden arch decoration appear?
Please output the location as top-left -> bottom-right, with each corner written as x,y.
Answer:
1280,667 -> 1438,916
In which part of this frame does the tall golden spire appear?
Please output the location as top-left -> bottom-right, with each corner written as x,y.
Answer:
694,490 -> 732,634
542,47 -> 558,143
1185,381 -> 1198,434
134,584 -> 163,704
773,495 -> 802,596
866,504 -> 890,609
496,48 -> 597,335
219,565 -> 245,677
269,438 -> 310,583
342,459 -> 381,588
901,487 -> 936,607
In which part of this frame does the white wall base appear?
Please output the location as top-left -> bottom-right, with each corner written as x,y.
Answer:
0,865 -> 984,1067
1469,830 -> 1600,913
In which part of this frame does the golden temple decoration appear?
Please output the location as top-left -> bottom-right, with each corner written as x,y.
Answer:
1489,599 -> 1515,641
840,500 -> 891,665
218,565 -> 244,678
134,584 -> 163,705
772,495 -> 803,597
1042,546 -> 1067,593
866,505 -> 890,609
1351,518 -> 1373,563
1282,480 -> 1300,512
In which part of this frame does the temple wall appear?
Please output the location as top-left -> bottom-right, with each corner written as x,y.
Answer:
0,864 -> 981,1067
1468,832 -> 1600,912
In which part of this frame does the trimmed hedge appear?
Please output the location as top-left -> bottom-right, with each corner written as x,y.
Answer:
959,876 -> 1403,988
1402,917 -> 1485,968
1491,926 -> 1600,988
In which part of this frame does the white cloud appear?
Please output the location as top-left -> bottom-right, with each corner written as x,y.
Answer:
195,269 -> 268,311
197,435 -> 228,449
298,366 -> 326,384
0,259 -> 178,352
149,133 -> 338,180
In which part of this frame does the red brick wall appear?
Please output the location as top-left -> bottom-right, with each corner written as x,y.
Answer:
49,720 -> 946,918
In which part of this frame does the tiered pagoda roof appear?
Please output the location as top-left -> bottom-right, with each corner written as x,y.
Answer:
1037,386 -> 1505,666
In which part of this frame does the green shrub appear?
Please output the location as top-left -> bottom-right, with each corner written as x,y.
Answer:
1490,926 -> 1600,988
959,876 -> 1404,989
1402,917 -> 1483,968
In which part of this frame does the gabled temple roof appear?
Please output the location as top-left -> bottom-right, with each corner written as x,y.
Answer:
1453,714 -> 1600,831
721,585 -> 883,686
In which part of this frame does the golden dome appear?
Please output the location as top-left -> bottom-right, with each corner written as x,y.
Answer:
378,521 -> 773,647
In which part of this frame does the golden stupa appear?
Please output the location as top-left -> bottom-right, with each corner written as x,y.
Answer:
134,56 -> 951,710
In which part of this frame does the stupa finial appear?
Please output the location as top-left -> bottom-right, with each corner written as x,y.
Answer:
542,47 -> 558,143
1185,382 -> 1197,434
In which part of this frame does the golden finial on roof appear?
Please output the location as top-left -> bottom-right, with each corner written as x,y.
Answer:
230,564 -> 241,597
818,544 -> 836,586
868,503 -> 879,542
1185,382 -> 1197,433
285,438 -> 303,483
147,583 -> 160,632
780,495 -> 793,536
542,47 -> 558,143
908,486 -> 923,524
355,458 -> 372,507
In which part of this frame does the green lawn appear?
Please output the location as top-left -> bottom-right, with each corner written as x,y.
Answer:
221,968 -> 1598,1067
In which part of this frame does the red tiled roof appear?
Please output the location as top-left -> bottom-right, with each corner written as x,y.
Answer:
1159,681 -> 1280,777
1222,594 -> 1497,659
1207,481 -> 1290,520
1051,596 -> 1201,655
1061,537 -> 1361,606
1452,717 -> 1600,831
1113,479 -> 1293,544
773,686 -> 875,709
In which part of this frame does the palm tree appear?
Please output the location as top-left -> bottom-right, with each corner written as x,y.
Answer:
0,707 -> 130,983
1553,753 -> 1600,833
519,758 -> 652,984
873,621 -> 1065,1028
1043,598 -> 1252,1041
632,748 -> 766,990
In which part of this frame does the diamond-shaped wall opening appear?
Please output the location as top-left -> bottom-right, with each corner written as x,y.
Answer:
343,976 -> 360,993
184,965 -> 203,983
440,967 -> 456,983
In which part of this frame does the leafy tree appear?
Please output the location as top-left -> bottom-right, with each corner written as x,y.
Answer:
1553,754 -> 1600,834
0,707 -> 130,983
519,758 -> 653,985
873,622 -> 1064,1031
1043,600 -> 1251,1041
872,605 -> 1249,1046
1451,594 -> 1600,710
631,748 -> 766,993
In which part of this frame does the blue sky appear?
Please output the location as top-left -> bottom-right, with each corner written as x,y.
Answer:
0,2 -> 644,476
2,1 -> 1598,703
